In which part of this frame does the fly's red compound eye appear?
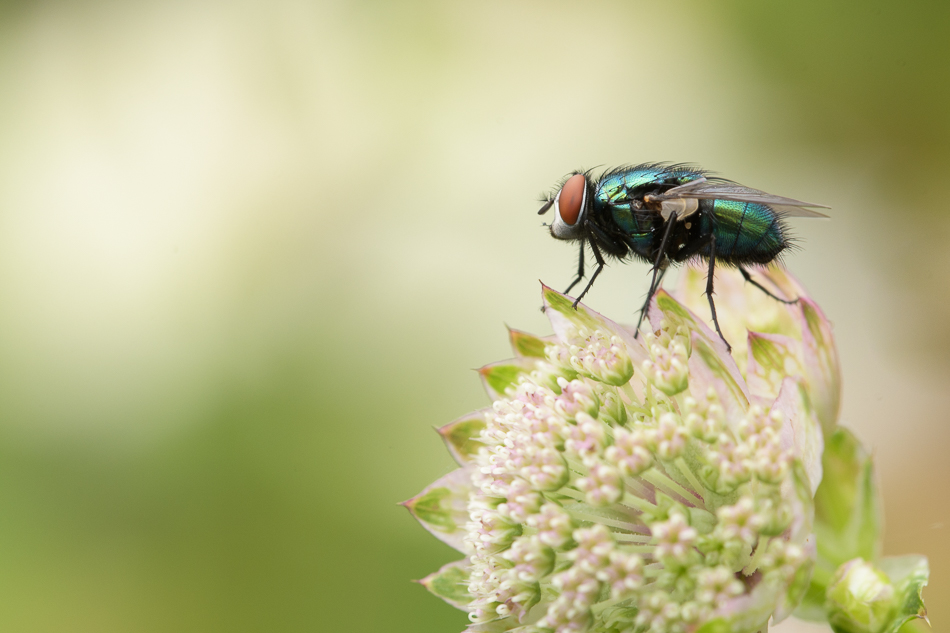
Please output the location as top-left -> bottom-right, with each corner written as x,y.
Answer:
557,174 -> 586,225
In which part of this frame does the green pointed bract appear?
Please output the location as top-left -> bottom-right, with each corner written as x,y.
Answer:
507,327 -> 550,358
689,331 -> 750,424
759,266 -> 808,307
676,266 -> 799,368
798,298 -> 842,434
791,459 -> 817,536
674,266 -> 840,435
402,468 -> 474,554
826,557 -> 929,633
709,575 -> 784,633
781,552 -> 818,622
478,358 -> 541,400
541,283 -> 605,333
652,288 -> 736,364
439,411 -> 489,466
542,283 -> 647,364
747,331 -> 804,401
772,377 -> 824,496
650,288 -> 749,416
418,559 -> 472,610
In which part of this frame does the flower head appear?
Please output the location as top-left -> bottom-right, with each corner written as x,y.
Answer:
407,265 -> 850,633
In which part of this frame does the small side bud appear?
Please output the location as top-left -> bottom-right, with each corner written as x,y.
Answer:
826,558 -> 896,633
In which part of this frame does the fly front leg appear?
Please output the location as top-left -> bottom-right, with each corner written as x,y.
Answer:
564,242 -> 586,295
634,211 -> 678,339
738,265 -> 798,305
572,241 -> 606,309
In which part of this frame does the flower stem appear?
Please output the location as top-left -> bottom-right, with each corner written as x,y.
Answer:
674,457 -> 709,503
641,466 -> 704,509
621,492 -> 658,514
567,510 -> 648,534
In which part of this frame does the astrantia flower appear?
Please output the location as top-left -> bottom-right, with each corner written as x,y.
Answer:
404,266 -> 925,633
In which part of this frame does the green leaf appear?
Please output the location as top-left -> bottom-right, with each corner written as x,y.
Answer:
814,428 -> 882,569
878,555 -> 929,633
508,327 -> 550,358
798,429 -> 888,623
747,331 -> 804,400
800,427 -> 882,621
417,559 -> 471,610
694,617 -> 731,633
438,411 -> 488,466
401,468 -> 474,553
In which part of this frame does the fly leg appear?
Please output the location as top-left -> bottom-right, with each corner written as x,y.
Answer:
634,211 -> 678,339
705,235 -> 731,352
564,242 -> 585,295
634,264 -> 668,337
654,233 -> 731,351
738,265 -> 798,305
572,241 -> 606,309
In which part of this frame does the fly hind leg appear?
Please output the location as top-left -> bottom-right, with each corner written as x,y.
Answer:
738,265 -> 798,305
705,235 -> 732,352
670,232 -> 731,351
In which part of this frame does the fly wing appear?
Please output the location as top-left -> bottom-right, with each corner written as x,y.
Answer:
650,178 -> 830,218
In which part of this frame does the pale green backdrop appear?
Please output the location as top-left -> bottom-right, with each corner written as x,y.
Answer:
0,1 -> 945,631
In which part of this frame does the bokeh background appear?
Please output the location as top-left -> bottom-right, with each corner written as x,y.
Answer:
0,1 -> 945,631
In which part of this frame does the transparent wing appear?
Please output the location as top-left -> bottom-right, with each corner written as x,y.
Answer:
766,205 -> 830,218
649,177 -> 830,218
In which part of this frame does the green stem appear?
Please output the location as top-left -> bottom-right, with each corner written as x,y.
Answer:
566,510 -> 646,534
674,457 -> 709,503
641,467 -> 707,514
613,532 -> 653,544
557,488 -> 587,503
591,596 -> 634,616
621,492 -> 657,514
621,383 -> 640,407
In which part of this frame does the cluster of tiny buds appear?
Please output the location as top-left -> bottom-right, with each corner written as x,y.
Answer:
462,320 -> 807,632
641,323 -> 690,396
547,326 -> 634,386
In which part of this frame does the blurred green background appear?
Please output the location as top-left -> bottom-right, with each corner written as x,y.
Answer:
0,1 -> 945,631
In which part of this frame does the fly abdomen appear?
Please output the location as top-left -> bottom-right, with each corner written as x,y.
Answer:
710,200 -> 788,264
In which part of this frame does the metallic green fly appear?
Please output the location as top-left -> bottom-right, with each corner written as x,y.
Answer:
537,163 -> 828,350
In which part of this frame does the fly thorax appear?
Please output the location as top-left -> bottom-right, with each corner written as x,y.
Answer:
659,198 -> 699,222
